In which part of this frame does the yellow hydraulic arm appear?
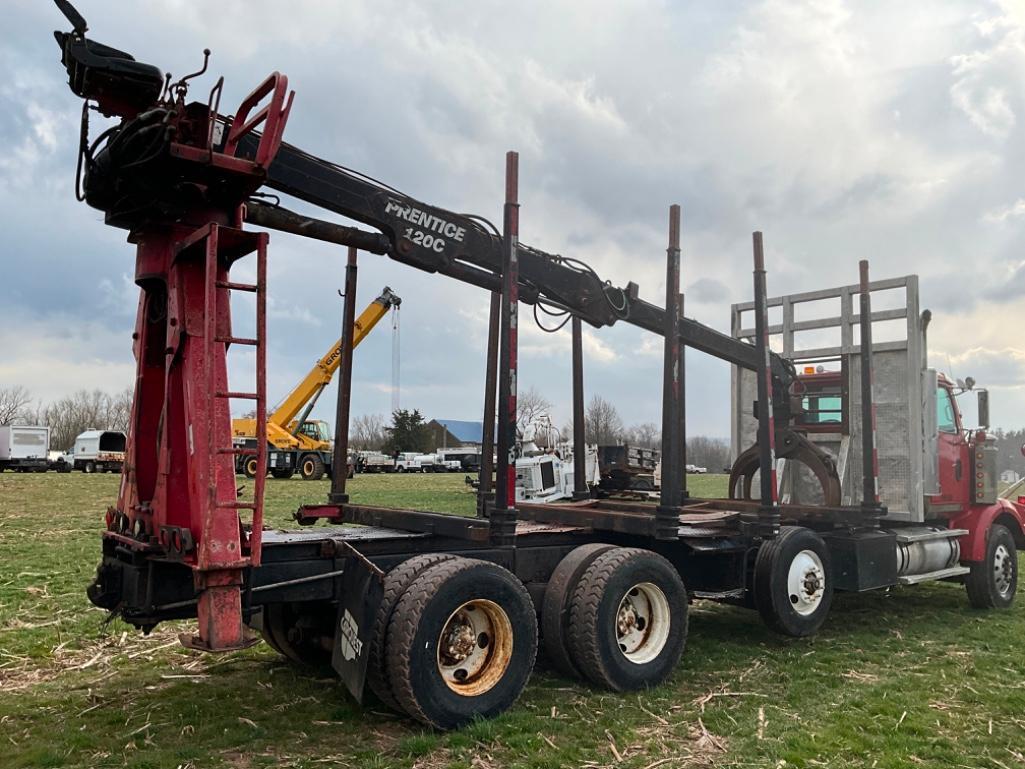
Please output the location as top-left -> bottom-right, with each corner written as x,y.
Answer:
271,286 -> 400,430
232,287 -> 400,450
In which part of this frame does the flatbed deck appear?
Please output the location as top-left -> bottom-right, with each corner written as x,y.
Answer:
301,495 -> 883,546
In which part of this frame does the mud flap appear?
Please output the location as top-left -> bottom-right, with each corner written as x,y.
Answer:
332,550 -> 384,703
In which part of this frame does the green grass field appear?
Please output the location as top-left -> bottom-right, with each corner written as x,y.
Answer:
1,472 -> 1024,768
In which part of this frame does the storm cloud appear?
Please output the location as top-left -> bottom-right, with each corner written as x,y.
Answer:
1,0 -> 1023,433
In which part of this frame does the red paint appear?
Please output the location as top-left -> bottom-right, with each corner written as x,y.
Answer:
934,382 -> 970,507
106,76 -> 290,651
950,498 -> 1025,562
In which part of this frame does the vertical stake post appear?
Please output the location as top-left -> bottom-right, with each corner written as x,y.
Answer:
491,151 -> 519,546
859,259 -> 882,510
678,291 -> 688,502
752,232 -> 780,535
656,205 -> 683,540
329,246 -> 358,503
478,290 -> 501,517
571,316 -> 588,499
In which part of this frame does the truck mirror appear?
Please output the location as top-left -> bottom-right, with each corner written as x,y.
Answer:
977,389 -> 989,431
1021,442 -> 1025,459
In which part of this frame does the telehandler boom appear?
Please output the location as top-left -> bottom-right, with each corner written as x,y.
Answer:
230,287 -> 400,480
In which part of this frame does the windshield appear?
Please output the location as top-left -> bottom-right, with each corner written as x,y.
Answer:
300,421 -> 331,442
937,387 -> 958,434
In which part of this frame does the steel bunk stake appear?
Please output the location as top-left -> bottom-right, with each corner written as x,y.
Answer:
657,205 -> 684,540
491,152 -> 520,546
329,246 -> 359,503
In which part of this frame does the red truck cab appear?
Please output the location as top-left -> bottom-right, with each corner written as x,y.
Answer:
930,375 -> 1025,570
794,366 -> 1024,606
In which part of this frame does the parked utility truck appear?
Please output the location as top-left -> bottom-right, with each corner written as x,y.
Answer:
0,426 -> 50,473
71,430 -> 127,473
515,441 -> 601,503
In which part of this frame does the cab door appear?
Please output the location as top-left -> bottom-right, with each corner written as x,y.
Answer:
935,384 -> 969,504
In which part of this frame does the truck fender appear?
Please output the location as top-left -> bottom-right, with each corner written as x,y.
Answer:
952,499 -> 1025,563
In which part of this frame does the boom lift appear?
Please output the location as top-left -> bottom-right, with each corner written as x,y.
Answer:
231,287 -> 400,480
55,2 -> 1023,731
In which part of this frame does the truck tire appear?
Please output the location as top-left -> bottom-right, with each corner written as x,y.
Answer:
541,543 -> 616,679
966,524 -> 1018,609
385,557 -> 537,729
566,547 -> 688,692
366,553 -> 458,712
243,457 -> 259,479
753,526 -> 833,637
299,455 -> 325,481
396,465 -> 406,473
271,467 -> 294,480
260,602 -> 334,669
84,461 -> 96,474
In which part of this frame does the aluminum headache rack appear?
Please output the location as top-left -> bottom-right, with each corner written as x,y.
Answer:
731,273 -> 926,522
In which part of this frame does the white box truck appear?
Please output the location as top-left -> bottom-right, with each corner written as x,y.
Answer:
71,430 -> 127,473
0,426 -> 50,472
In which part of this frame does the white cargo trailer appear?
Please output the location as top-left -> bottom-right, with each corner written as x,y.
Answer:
0,426 -> 50,472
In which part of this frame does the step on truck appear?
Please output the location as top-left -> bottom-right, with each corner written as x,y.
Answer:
54,2 -> 1023,731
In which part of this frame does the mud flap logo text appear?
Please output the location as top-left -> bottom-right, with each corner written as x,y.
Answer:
339,609 -> 363,661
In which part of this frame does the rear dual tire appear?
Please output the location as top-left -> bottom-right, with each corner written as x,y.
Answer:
366,553 -> 458,712
382,557 -> 537,729
541,543 -> 615,678
565,548 -> 688,691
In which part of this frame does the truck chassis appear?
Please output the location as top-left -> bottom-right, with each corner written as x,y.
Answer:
55,2 -> 1023,730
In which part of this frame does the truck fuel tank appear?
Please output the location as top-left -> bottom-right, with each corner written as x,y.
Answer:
890,527 -> 966,577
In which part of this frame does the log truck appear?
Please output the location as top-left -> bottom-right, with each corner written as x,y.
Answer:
230,286 -> 400,480
54,2 -> 1023,731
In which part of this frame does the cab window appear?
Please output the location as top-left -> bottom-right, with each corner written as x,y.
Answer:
803,395 -> 841,424
937,387 -> 958,434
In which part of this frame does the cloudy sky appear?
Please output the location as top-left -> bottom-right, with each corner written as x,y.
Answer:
2,0 -> 1024,439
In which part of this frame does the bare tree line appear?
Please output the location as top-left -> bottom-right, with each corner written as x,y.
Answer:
0,385 -> 32,426
0,385 -> 133,450
5,381 -> 730,466
350,413 -> 388,451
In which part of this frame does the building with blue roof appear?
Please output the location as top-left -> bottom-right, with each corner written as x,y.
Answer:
427,419 -> 485,449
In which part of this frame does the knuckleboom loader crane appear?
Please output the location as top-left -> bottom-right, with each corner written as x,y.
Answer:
231,287 -> 400,480
56,2 -> 1025,731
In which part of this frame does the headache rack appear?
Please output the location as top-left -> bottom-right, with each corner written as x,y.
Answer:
731,273 -> 926,521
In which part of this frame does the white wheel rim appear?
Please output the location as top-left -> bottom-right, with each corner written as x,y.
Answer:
994,544 -> 1014,597
436,599 -> 513,696
787,549 -> 826,616
614,582 -> 671,665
